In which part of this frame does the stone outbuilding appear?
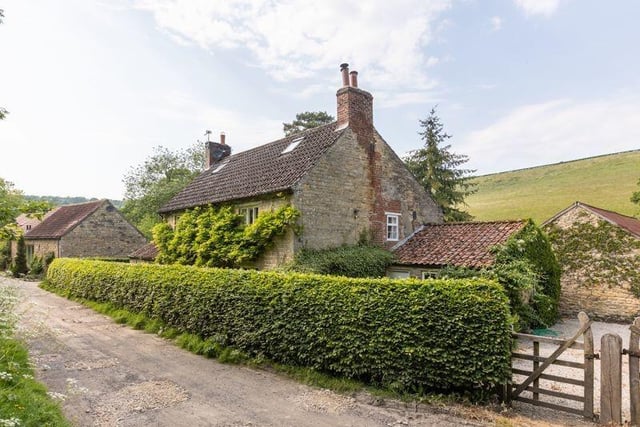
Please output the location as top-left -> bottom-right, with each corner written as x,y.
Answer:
159,64 -> 443,269
543,201 -> 640,322
129,242 -> 158,264
388,220 -> 527,278
23,199 -> 148,261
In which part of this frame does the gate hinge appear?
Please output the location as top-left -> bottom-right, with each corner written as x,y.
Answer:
622,349 -> 640,357
585,353 -> 600,360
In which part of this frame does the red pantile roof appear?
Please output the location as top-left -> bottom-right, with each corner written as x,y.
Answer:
159,122 -> 346,213
129,242 -> 158,260
25,200 -> 105,239
393,220 -> 527,268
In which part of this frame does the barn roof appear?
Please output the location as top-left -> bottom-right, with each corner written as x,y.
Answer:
25,200 -> 106,239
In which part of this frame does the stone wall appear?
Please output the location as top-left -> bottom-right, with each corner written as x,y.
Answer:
28,239 -> 59,259
375,131 -> 443,248
59,203 -> 148,258
293,130 -> 371,250
547,204 -> 640,322
292,129 -> 442,252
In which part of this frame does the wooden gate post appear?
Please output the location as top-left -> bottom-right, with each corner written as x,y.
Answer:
601,333 -> 623,425
580,311 -> 594,420
630,317 -> 640,426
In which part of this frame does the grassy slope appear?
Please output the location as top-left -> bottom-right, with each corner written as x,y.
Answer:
465,150 -> 640,224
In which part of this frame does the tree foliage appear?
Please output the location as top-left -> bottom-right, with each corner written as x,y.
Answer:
122,144 -> 204,237
283,111 -> 334,136
404,108 -> 477,222
0,177 -> 52,240
11,235 -> 28,277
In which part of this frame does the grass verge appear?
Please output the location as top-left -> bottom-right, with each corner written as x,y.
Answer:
0,283 -> 70,427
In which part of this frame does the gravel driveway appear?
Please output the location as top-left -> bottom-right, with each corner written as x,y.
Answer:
5,277 -> 490,427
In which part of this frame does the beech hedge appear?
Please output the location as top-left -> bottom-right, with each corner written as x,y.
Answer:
45,259 -> 512,394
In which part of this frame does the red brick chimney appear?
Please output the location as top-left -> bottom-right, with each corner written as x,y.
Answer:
205,132 -> 231,169
336,63 -> 373,130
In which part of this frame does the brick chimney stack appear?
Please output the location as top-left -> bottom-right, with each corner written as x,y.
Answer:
205,132 -> 231,169
336,63 -> 373,130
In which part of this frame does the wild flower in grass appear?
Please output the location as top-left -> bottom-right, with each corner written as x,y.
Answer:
0,371 -> 14,381
0,417 -> 21,427
21,374 -> 33,380
46,391 -> 67,401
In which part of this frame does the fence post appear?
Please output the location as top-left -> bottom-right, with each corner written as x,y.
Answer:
601,333 -> 622,425
580,311 -> 594,420
630,317 -> 640,426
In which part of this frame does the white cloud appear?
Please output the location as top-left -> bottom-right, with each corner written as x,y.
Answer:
514,0 -> 562,17
132,0 -> 451,105
490,16 -> 503,31
460,95 -> 640,174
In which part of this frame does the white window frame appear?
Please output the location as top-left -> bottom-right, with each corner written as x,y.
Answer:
239,206 -> 259,225
421,270 -> 439,280
386,212 -> 400,241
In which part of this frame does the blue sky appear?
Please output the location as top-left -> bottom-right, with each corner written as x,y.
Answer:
1,0 -> 638,200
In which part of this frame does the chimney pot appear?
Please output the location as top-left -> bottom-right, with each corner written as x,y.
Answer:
220,132 -> 226,145
340,63 -> 350,87
349,70 -> 358,88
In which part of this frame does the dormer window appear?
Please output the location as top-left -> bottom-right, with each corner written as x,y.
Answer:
281,137 -> 303,154
211,160 -> 228,174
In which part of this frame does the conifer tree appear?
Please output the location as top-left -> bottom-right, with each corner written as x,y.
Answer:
404,107 -> 476,222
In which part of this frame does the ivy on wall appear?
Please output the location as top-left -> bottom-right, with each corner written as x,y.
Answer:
546,219 -> 640,297
153,205 -> 300,268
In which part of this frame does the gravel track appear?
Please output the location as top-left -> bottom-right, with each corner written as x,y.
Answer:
4,276 -> 619,426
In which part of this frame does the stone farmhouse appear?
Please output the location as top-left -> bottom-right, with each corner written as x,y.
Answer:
22,199 -> 147,261
543,201 -> 640,322
388,220 -> 527,278
159,64 -> 443,268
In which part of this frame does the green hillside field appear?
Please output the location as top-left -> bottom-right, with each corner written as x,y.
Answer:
465,150 -> 640,224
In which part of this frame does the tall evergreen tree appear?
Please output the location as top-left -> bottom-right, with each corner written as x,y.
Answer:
12,235 -> 28,277
404,107 -> 477,222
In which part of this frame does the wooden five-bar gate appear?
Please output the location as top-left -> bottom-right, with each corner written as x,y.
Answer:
507,312 -> 640,425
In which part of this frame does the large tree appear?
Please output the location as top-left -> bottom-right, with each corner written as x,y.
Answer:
122,144 -> 204,237
404,107 -> 477,222
283,111 -> 334,136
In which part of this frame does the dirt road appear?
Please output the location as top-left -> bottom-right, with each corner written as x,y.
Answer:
6,277 -> 487,427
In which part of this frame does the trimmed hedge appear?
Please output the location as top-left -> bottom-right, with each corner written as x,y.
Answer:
45,259 -> 512,395
286,245 -> 395,278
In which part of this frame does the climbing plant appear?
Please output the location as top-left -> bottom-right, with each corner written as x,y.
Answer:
546,219 -> 640,298
153,205 -> 300,268
440,220 -> 560,330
